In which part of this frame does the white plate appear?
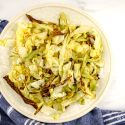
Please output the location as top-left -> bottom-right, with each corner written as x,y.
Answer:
0,3 -> 111,123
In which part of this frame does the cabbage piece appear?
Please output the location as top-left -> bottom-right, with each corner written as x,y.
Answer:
16,22 -> 32,49
63,49 -> 73,62
68,25 -> 77,33
90,79 -> 96,91
32,56 -> 43,67
68,40 -> 89,53
25,38 -> 34,54
61,62 -> 71,81
44,43 -> 60,69
76,35 -> 88,42
29,93 -> 43,103
52,35 -> 64,45
51,86 -> 66,99
81,66 -> 93,79
90,49 -> 98,58
18,47 -> 27,58
70,26 -> 91,37
46,57 -> 59,69
94,60 -> 104,67
33,23 -> 53,32
16,22 -> 33,57
90,62 -> 99,75
67,69 -> 74,86
52,100 -> 63,111
9,65 -> 30,87
25,49 -> 40,60
59,12 -> 68,29
73,33 -> 82,39
0,40 -> 6,46
74,63 -> 81,81
92,29 -> 103,50
18,74 -> 25,81
61,91 -> 84,111
78,98 -> 85,105
59,35 -> 70,76
44,97 -> 53,107
29,64 -> 37,73
28,64 -> 39,78
81,78 -> 96,98
36,32 -> 48,40
30,80 -> 44,89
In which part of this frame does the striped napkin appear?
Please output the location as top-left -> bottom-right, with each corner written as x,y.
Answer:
0,20 -> 125,125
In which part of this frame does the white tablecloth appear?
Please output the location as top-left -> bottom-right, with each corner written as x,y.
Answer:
0,0 -> 125,111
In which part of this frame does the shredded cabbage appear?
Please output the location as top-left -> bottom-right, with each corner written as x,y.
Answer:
1,12 -> 103,119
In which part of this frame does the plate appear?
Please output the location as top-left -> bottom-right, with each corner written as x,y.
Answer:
0,3 -> 111,123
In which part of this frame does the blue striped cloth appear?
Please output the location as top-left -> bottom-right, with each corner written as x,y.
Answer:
0,20 -> 125,125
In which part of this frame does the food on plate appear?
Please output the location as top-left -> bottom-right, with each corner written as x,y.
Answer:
0,12 -> 103,119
